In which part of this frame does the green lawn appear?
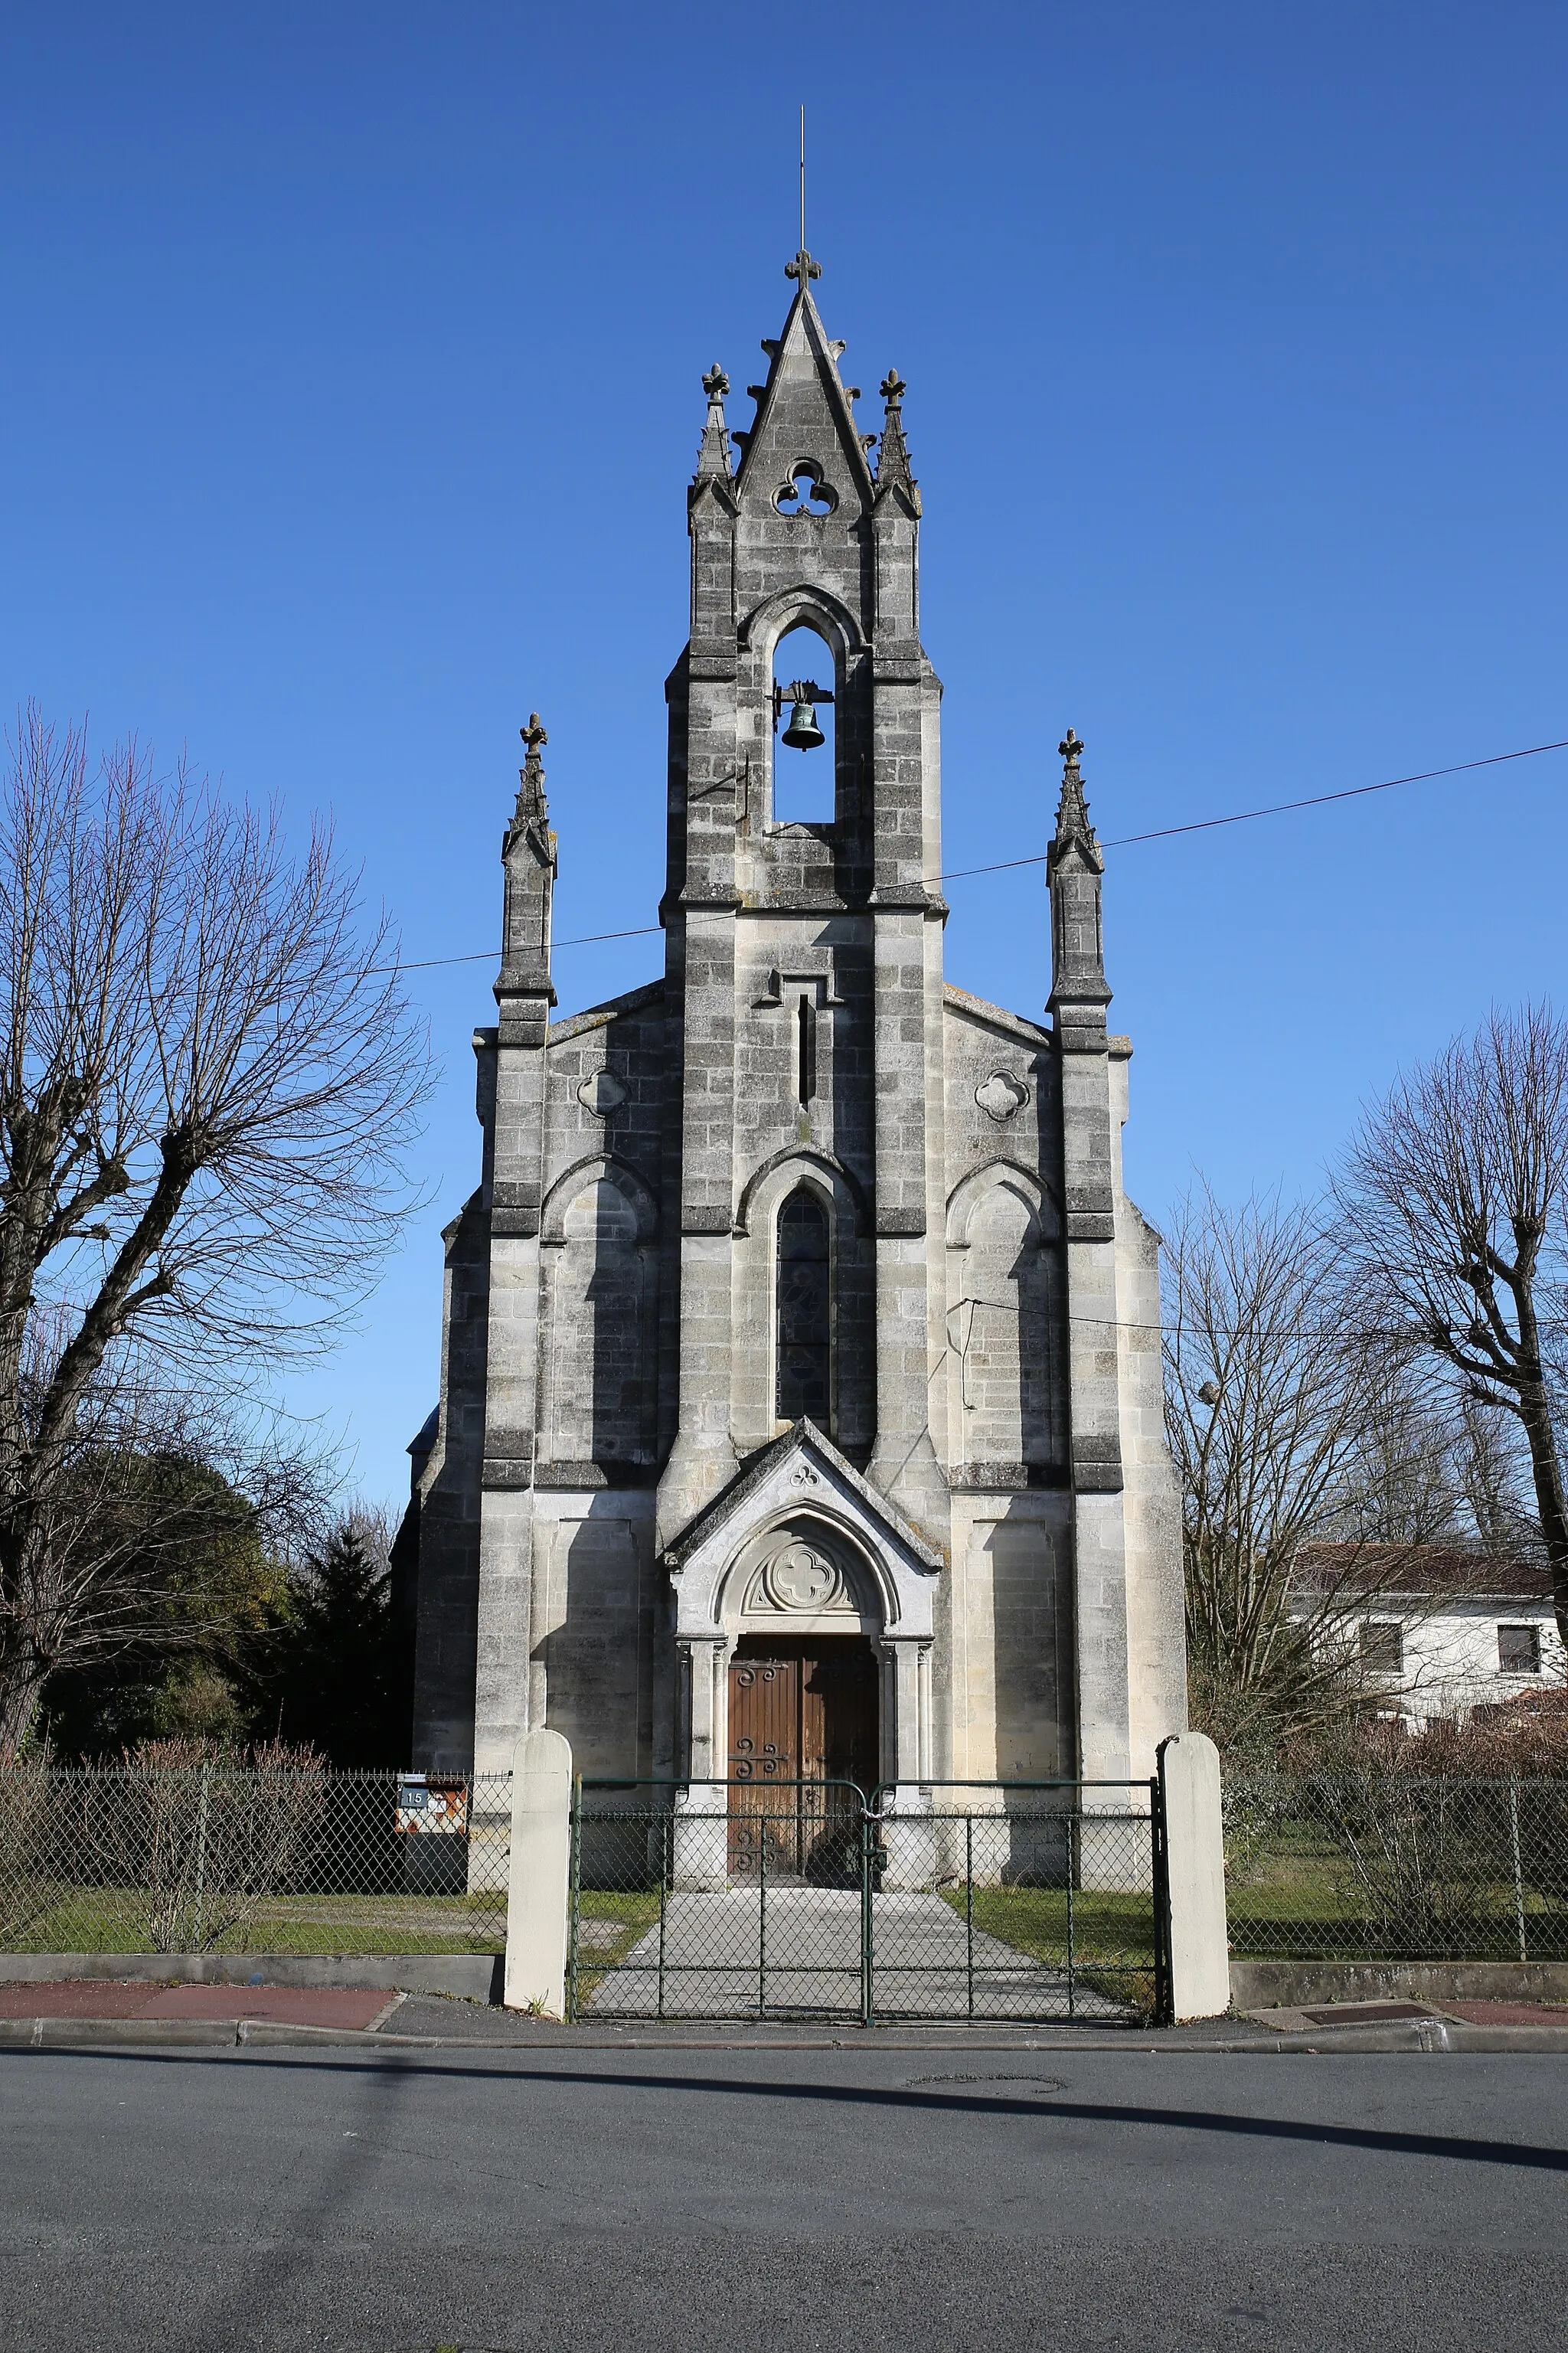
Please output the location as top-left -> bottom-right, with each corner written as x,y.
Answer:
1225,1836 -> 1568,1960
939,1884 -> 1161,2013
944,1886 -> 1158,1966
568,1889 -> 664,2007
0,1888 -> 508,1957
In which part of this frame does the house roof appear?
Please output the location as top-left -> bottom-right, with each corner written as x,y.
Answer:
1292,1543 -> 1553,1605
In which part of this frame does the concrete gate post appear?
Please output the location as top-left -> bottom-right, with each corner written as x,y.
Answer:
1157,1731 -> 1230,2022
503,1727 -> 573,2017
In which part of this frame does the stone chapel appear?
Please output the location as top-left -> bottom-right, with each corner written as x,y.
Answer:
404,247 -> 1187,1801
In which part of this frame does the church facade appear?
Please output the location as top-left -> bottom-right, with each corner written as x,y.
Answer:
405,250 -> 1187,1799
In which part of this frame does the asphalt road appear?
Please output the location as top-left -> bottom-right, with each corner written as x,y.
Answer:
2,2044 -> 1565,2351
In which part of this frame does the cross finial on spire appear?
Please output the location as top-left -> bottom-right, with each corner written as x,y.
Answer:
879,368 -> 906,407
521,713 -> 547,765
701,364 -> 729,401
1059,728 -> 1084,768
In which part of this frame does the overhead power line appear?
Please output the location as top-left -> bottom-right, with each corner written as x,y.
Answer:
390,923 -> 659,974
377,734 -> 1568,977
928,736 -> 1568,884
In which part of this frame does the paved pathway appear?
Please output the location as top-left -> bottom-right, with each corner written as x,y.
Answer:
581,1884 -> 1135,2020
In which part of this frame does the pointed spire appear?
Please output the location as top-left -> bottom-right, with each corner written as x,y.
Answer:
1047,730 -> 1112,1045
498,712 -> 557,1027
1048,729 -> 1102,876
505,713 -> 551,858
873,368 -> 920,514
694,363 -> 733,482
497,713 -> 557,1031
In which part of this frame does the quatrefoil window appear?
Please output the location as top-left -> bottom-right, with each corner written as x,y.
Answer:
773,461 -> 837,518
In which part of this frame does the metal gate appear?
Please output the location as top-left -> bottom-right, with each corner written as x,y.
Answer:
567,1778 -> 1168,2025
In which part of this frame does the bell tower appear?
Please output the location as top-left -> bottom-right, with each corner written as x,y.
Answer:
655,247 -> 951,1555
409,234 -> 1187,1799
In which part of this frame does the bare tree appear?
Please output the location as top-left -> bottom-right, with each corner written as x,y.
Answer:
1337,1005 -> 1568,1645
1164,1185 -> 1462,1750
0,709 -> 430,1747
1455,1393 -> 1541,1562
1320,1361 -> 1465,1548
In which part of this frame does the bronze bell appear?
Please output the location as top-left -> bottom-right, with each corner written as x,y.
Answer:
780,695 -> 825,752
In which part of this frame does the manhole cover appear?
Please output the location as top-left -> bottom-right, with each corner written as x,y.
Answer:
907,2074 -> 1067,2093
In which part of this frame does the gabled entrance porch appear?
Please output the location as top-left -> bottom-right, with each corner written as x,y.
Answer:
662,1420 -> 944,1815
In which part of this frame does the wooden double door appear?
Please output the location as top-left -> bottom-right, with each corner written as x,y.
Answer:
727,1636 -> 879,1881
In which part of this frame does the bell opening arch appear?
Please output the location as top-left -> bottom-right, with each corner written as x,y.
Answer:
770,616 -> 836,824
740,590 -> 863,836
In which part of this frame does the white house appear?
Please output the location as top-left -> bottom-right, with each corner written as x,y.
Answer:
1295,1546 -> 1565,1727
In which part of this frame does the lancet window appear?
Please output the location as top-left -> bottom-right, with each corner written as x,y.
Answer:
776,1188 -> 831,1426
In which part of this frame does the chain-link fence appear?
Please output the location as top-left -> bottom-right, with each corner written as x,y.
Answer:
877,1783 -> 1164,2024
1223,1770 -> 1568,1962
0,1764 -> 511,1956
567,1779 -> 1166,2025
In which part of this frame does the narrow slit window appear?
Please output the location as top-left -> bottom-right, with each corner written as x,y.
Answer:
776,1189 -> 830,1426
796,995 -> 817,1105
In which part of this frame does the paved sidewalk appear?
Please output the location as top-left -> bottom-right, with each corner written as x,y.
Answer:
0,1982 -> 397,2031
1443,1998 -> 1568,2025
2,1979 -> 1566,2052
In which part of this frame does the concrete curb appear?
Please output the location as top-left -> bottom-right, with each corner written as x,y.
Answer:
1231,1959 -> 1568,2010
1210,2021 -> 1568,2054
0,2017 -> 244,2047
0,2018 -> 428,2050
5,2016 -> 1568,2054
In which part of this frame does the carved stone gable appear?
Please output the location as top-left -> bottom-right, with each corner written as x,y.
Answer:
664,1421 -> 941,1644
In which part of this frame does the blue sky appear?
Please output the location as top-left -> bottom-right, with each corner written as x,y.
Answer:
3,2 -> 1564,1508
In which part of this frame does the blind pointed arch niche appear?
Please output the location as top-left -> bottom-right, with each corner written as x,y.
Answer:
946,1165 -> 1065,1481
541,1165 -> 657,1470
